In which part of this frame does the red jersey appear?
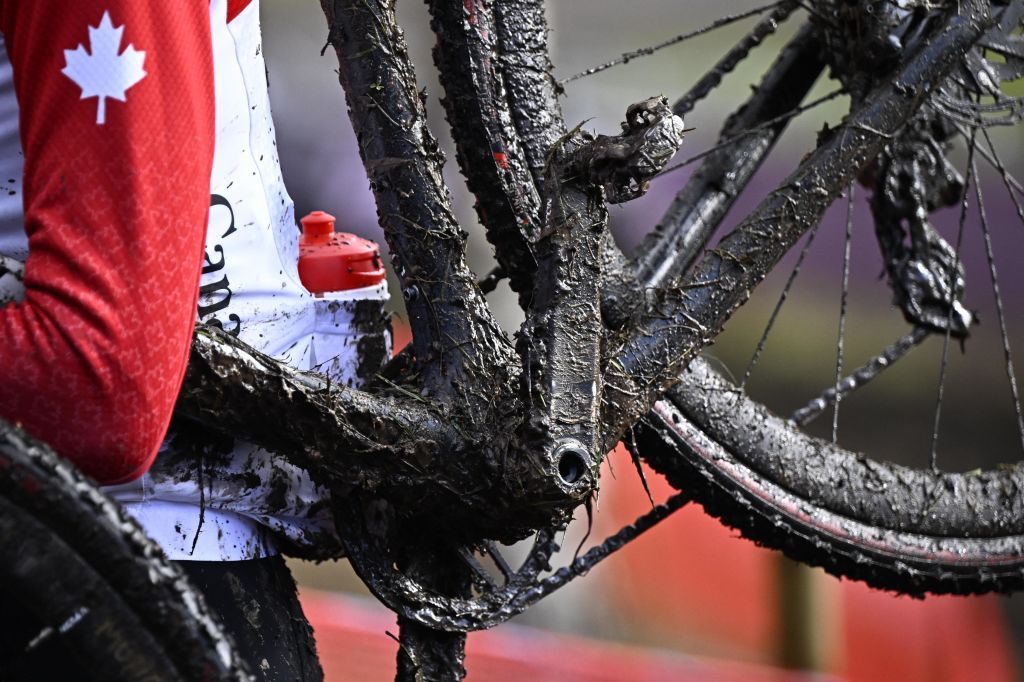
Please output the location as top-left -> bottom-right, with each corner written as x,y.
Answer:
0,3 -> 215,484
0,1 -> 391,561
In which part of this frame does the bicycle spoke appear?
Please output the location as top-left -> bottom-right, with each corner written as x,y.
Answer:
742,225 -> 821,388
977,128 -> 1024,451
931,130 -> 978,471
560,2 -> 783,84
791,0 -> 838,24
933,91 -> 1024,127
673,0 -> 800,117
790,327 -> 931,426
980,126 -> 1024,226
655,89 -> 847,181
832,185 -> 855,444
631,27 -> 825,291
972,158 -> 1024,454
956,122 -> 1024,198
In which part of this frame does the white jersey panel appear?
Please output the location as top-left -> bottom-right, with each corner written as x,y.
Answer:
105,0 -> 389,562
202,0 -> 315,360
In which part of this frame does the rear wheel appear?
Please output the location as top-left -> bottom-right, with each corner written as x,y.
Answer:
545,0 -> 1024,595
637,357 -> 1024,596
628,0 -> 1024,596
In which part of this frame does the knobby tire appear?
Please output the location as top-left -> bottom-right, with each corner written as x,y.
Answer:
0,418 -> 249,681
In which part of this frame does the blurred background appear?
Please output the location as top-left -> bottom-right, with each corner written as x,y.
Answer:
259,1 -> 1024,679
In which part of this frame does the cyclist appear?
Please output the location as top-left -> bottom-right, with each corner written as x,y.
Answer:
0,2 -> 359,678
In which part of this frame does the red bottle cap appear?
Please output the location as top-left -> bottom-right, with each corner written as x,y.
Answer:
298,211 -> 386,295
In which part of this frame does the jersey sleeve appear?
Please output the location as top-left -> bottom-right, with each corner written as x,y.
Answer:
0,3 -> 215,484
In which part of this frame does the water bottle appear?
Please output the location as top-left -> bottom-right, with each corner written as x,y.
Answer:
298,211 -> 391,387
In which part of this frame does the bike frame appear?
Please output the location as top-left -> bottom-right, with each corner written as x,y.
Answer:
168,1 -> 998,679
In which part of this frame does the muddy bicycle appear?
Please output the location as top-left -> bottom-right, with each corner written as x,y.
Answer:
4,0 -> 1024,679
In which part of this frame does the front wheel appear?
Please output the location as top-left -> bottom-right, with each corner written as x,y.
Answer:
0,418 -> 249,681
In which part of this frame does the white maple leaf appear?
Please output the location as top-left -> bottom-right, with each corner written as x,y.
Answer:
62,12 -> 147,125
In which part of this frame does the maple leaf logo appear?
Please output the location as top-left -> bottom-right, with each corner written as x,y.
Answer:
62,12 -> 147,125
